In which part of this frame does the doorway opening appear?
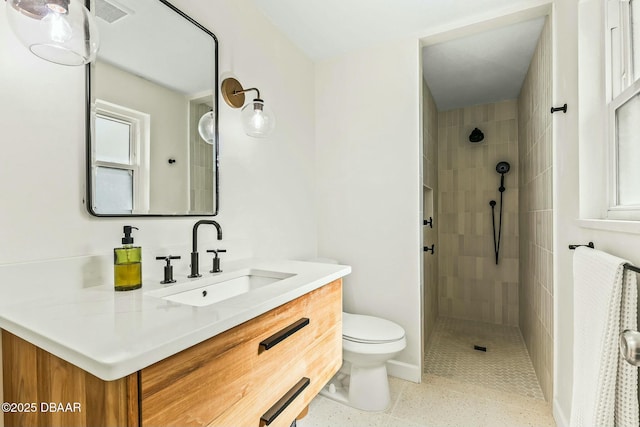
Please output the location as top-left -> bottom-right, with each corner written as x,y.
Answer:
420,13 -> 554,402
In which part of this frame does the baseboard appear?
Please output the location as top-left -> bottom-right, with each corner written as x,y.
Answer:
387,360 -> 421,383
553,398 -> 569,427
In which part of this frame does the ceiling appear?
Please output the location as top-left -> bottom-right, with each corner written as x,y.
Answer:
423,17 -> 545,111
250,0 -> 546,111
95,0 -> 215,96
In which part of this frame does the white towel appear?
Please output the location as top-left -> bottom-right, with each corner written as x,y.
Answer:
570,247 -> 639,427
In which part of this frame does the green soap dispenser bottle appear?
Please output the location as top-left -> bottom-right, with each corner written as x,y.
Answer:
114,226 -> 142,291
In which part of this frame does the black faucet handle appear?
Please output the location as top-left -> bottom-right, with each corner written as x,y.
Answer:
155,255 -> 181,284
206,249 -> 226,273
155,255 -> 181,262
206,249 -> 227,258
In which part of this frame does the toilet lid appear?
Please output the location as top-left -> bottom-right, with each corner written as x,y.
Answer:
342,313 -> 405,343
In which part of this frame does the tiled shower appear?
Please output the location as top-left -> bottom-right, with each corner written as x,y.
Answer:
437,99 -> 520,326
422,18 -> 553,402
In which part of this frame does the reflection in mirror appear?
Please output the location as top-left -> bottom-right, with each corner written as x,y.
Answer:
87,0 -> 218,216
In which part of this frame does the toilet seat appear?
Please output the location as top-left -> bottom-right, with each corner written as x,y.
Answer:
342,335 -> 407,356
342,312 -> 405,344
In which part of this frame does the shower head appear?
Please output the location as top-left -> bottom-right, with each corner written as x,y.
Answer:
469,128 -> 484,143
496,161 -> 511,174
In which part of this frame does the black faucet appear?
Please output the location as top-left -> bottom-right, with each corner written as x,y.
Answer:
189,220 -> 222,278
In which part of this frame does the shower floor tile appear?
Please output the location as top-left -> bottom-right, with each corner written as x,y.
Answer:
424,317 -> 545,400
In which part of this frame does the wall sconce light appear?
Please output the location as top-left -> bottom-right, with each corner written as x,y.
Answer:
4,0 -> 100,66
221,77 -> 275,138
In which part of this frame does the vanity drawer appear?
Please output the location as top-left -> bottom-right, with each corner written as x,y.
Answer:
141,279 -> 342,427
209,322 -> 341,427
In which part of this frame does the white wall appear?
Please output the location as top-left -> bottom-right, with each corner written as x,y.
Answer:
0,0 -> 317,416
552,1 -> 640,426
315,38 -> 423,381
551,1 -> 580,424
0,0 -> 317,265
174,0 -> 319,261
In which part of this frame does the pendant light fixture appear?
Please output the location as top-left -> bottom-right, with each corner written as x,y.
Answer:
220,77 -> 275,138
197,110 -> 216,144
5,0 -> 100,66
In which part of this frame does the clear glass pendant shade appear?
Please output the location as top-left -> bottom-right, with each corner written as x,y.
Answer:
197,110 -> 216,144
240,99 -> 275,138
6,0 -> 100,66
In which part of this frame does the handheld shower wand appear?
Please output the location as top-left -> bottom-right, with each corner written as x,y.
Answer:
490,161 -> 511,265
496,161 -> 510,192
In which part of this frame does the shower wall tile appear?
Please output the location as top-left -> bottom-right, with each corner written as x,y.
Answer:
517,18 -> 553,402
189,101 -> 214,213
423,80 -> 439,345
437,99 -> 519,327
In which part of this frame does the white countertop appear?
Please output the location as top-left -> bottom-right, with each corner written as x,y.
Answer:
0,258 -> 350,381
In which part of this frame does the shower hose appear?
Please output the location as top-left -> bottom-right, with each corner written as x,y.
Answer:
490,188 -> 505,265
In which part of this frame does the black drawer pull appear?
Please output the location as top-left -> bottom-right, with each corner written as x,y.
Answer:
259,318 -> 310,351
260,377 -> 310,426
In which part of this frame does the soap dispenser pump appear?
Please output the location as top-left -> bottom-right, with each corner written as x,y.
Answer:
114,226 -> 142,291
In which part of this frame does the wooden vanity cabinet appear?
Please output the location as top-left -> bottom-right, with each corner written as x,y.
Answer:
1,334 -> 138,427
2,279 -> 342,427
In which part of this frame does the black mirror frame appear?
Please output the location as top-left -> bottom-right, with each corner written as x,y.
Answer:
84,0 -> 219,217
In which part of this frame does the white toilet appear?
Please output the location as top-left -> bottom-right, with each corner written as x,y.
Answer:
312,259 -> 407,411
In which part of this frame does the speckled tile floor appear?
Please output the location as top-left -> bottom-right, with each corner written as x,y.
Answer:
299,318 -> 554,427
298,374 -> 555,427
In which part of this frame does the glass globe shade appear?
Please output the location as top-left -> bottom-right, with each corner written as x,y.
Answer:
197,110 -> 216,144
5,0 -> 100,66
240,99 -> 275,138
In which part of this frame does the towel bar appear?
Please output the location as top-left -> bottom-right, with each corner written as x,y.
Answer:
624,263 -> 640,274
568,242 -> 594,250
568,242 -> 640,273
569,242 -> 640,367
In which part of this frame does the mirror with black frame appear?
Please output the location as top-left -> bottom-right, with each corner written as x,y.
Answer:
86,0 -> 218,216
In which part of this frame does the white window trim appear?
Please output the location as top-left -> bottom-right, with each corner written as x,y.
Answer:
606,0 -> 635,99
93,99 -> 151,214
606,0 -> 622,100
605,0 -> 640,220
608,79 -> 640,219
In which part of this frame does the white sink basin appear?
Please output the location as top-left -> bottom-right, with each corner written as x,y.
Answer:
146,269 -> 295,307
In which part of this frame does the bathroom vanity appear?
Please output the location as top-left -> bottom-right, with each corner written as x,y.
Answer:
1,259 -> 349,427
